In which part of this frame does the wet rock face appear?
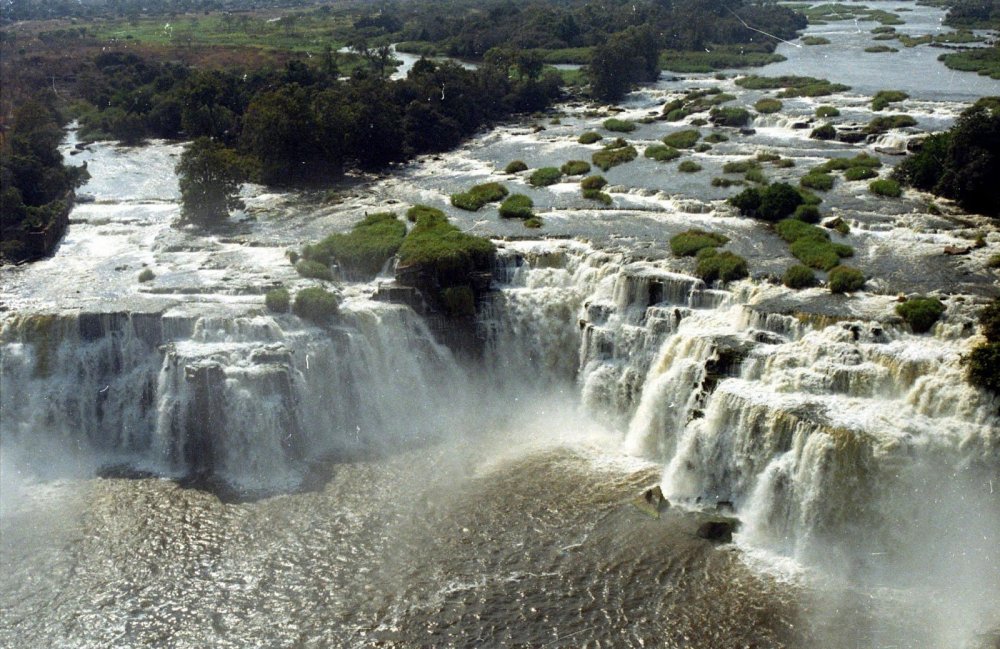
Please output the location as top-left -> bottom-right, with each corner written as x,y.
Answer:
696,518 -> 739,543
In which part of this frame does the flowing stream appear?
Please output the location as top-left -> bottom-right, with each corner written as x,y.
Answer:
2,2 -> 999,647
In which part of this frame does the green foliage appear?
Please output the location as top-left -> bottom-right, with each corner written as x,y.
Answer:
712,177 -> 743,187
592,145 -> 638,171
265,288 -> 291,313
303,212 -> 406,280
896,296 -> 946,333
603,118 -> 637,132
872,90 -> 909,111
828,266 -> 866,293
176,137 -> 247,224
755,98 -> 783,114
744,168 -> 767,184
138,268 -> 155,283
529,167 -> 563,187
678,160 -> 703,173
662,130 -> 701,148
524,217 -> 544,228
505,160 -> 529,174
793,204 -> 822,223
704,133 -> 729,143
709,107 -> 752,127
293,287 -> 340,323
776,218 -> 828,244
582,189 -> 613,204
696,248 -> 749,283
940,47 -> 1000,80
966,342 -> 1000,394
987,254 -> 1000,269
735,75 -> 850,97
802,36 -> 831,45
810,123 -> 837,140
845,167 -> 878,181
295,259 -> 334,281
757,183 -> 804,221
407,205 -> 444,223
561,160 -> 592,176
578,132 -> 604,144
816,105 -> 840,117
865,114 -> 918,135
800,172 -> 835,191
581,175 -> 608,190
723,159 -> 758,174
589,25 -> 662,101
776,218 -> 854,270
870,179 -> 903,197
644,145 -> 682,161
397,212 -> 495,278
659,45 -> 786,73
757,151 -> 781,163
451,182 -> 509,211
865,45 -> 899,53
499,194 -> 535,219
670,229 -> 729,256
783,264 -> 817,289
817,154 -> 883,172
978,298 -> 1000,341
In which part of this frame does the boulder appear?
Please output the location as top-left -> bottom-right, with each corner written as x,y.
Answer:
697,517 -> 739,543
633,485 -> 670,518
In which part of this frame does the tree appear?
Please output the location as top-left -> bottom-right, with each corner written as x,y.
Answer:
176,138 -> 246,224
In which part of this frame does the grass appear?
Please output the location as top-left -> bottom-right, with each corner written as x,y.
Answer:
678,160 -> 703,173
451,182 -> 509,211
397,210 -> 495,276
662,130 -> 701,148
659,45 -> 785,73
499,194 -> 535,219
793,204 -> 821,223
744,168 -> 767,184
704,133 -> 729,143
529,167 -> 563,187
712,177 -> 743,187
710,107 -> 752,127
810,123 -> 837,140
578,132 -> 603,144
816,105 -> 840,117
296,259 -> 334,281
735,75 -> 850,97
802,36 -> 831,45
696,248 -> 749,283
645,145 -> 682,161
561,160 -> 592,176
896,296 -> 946,333
755,98 -> 783,114
137,268 -> 155,283
302,212 -> 406,280
776,218 -> 854,271
872,90 -> 909,111
783,264 -> 817,289
592,145 -> 638,171
845,167 -> 878,181
581,175 -> 607,190
723,159 -> 759,174
604,118 -> 636,133
865,45 -> 899,53
939,48 -> 1000,80
582,189 -> 613,204
800,172 -> 835,191
870,178 -> 903,197
670,229 -> 729,256
265,288 -> 290,313
816,154 -> 882,173
293,287 -> 340,322
505,160 -> 528,174
828,266 -> 865,293
864,114 -> 917,135
757,152 -> 781,162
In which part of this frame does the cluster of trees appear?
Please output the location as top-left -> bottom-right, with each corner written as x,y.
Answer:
1,95 -> 89,261
1,0 -> 311,23
892,97 -> 999,217
944,0 -> 1000,28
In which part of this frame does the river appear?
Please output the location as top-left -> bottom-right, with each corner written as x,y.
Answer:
2,2 -> 999,648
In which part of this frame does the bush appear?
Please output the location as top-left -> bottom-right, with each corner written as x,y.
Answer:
604,118 -> 636,132
678,160 -> 703,173
775,158 -> 796,168
988,254 -> 1000,269
828,266 -> 865,293
529,167 -> 563,187
978,298 -> 1000,341
295,259 -> 334,280
644,145 -> 682,161
870,179 -> 903,197
407,205 -> 445,223
137,268 -> 155,283
303,212 -> 406,280
561,160 -> 591,176
966,342 -> 1000,394
791,239 -> 841,270
710,107 -> 752,126
776,218 -> 829,243
818,154 -> 882,172
581,175 -> 608,190
582,189 -> 612,204
451,182 -> 509,211
816,105 -> 840,117
845,167 -> 878,181
801,172 -> 835,191
872,90 -> 909,111
696,248 -> 749,283
793,204 -> 822,223
704,133 -> 729,143
757,151 -> 781,162
265,288 -> 290,313
723,159 -> 759,174
604,138 -> 630,149
524,217 -> 544,228
592,145 -> 638,171
397,212 -> 495,277
499,194 -> 535,219
505,160 -> 528,174
664,108 -> 689,121
744,168 -> 767,184
293,287 -> 340,322
810,123 -> 837,140
755,98 -> 783,113
578,132 -> 603,144
662,130 -> 701,148
670,229 -> 729,256
758,183 -> 805,221
729,187 -> 762,214
864,114 -> 917,135
896,296 -> 946,333
712,177 -> 743,187
783,264 -> 817,288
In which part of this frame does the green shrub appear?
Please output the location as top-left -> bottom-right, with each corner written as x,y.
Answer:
729,186 -> 762,213
505,160 -> 528,174
810,123 -> 837,140
816,106 -> 840,117
293,287 -> 340,322
578,132 -> 603,144
678,160 -> 703,173
303,212 -> 406,280
864,114 -> 917,135
818,154 -> 882,172
592,145 -> 638,171
896,296 -> 946,333
828,266 -> 865,293
524,217 -> 544,228
775,158 -> 796,168
581,175 -> 608,190
662,99 -> 684,115
695,143 -> 712,153
265,288 -> 290,313
870,179 -> 902,197
582,189 -> 613,204
872,90 -> 909,111
987,254 -> 1000,269
723,159 -> 759,174
776,218 -> 829,244
865,45 -> 899,53
407,205 -> 445,223
397,212 -> 495,277
757,151 -> 781,162
801,172 -> 835,191
499,194 -> 535,219
791,239 -> 843,271
845,167 -> 878,181
802,36 -> 831,45
665,108 -> 689,121
783,264 -> 817,288
977,298 -> 1000,341
696,248 -> 749,283
710,107 -> 752,126
603,137 -> 630,149
966,342 -> 1000,394
712,177 -> 743,187
793,204 -> 821,223
529,167 -> 563,187
561,160 -> 591,176
604,118 -> 636,132
758,183 -> 805,221
442,285 -> 476,317
137,268 -> 155,283
691,119 -> 709,128
662,130 -> 701,149
451,182 -> 509,211
670,229 -> 729,256
755,98 -> 783,113
644,145 -> 682,161
704,133 -> 729,143
296,259 -> 334,280
744,168 -> 767,184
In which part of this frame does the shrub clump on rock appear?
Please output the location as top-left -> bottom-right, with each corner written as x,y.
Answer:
870,178 -> 903,197
670,229 -> 729,257
293,287 -> 340,322
504,160 -> 528,174
529,167 -> 563,187
603,118 -> 636,132
966,298 -> 1000,395
828,265 -> 865,293
783,264 -> 817,288
265,288 -> 290,313
896,296 -> 945,333
499,194 -> 535,219
592,143 -> 638,171
662,130 -> 701,149
578,132 -> 603,144
561,160 -> 592,176
644,144 -> 682,161
581,175 -> 608,190
302,212 -> 406,280
696,248 -> 749,283
451,182 -> 509,211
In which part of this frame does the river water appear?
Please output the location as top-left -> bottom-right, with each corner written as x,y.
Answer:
2,2 -> 999,648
